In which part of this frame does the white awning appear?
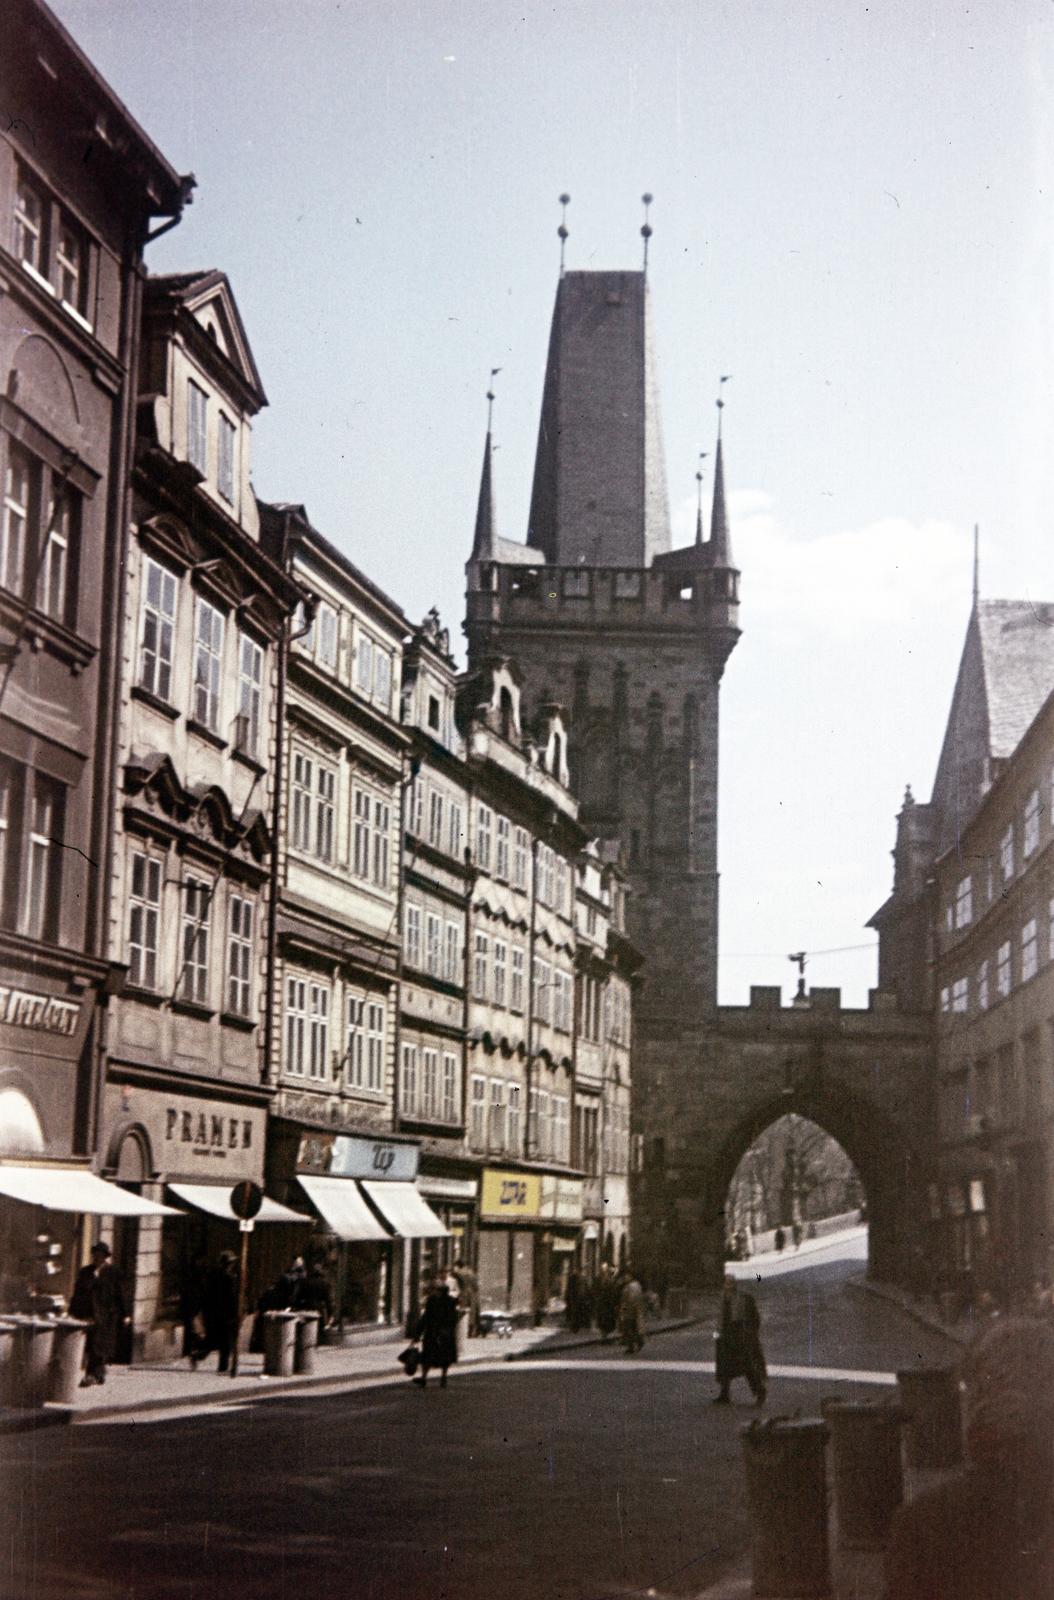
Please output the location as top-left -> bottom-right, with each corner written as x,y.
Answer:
298,1175 -> 390,1242
0,1166 -> 179,1216
168,1184 -> 311,1225
361,1180 -> 448,1240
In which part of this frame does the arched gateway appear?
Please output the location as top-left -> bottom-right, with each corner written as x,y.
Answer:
464,257 -> 934,1291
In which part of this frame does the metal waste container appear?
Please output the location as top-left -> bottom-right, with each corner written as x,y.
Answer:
294,1312 -> 320,1375
0,1320 -> 18,1406
9,1316 -> 56,1407
822,1398 -> 904,1549
263,1310 -> 299,1377
47,1317 -> 89,1405
897,1366 -> 962,1470
741,1417 -> 831,1598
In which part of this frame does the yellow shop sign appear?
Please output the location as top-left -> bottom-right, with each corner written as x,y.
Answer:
480,1168 -> 542,1221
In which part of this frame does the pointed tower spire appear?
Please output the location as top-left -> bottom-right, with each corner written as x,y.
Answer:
695,452 -> 709,546
470,375 -> 500,560
972,523 -> 980,608
641,193 -> 654,274
558,194 -> 570,276
708,385 -> 734,569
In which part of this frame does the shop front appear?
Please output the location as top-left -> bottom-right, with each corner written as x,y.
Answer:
477,1168 -> 583,1318
416,1173 -> 478,1280
267,1121 -> 447,1329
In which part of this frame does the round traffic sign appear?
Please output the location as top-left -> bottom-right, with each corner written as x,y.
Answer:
230,1179 -> 263,1221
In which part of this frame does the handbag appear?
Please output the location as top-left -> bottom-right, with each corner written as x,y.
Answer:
397,1343 -> 420,1376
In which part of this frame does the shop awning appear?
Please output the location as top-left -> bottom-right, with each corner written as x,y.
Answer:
298,1175 -> 389,1242
168,1184 -> 311,1225
0,1166 -> 179,1216
361,1180 -> 448,1239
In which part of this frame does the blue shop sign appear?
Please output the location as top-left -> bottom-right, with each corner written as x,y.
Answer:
329,1134 -> 419,1182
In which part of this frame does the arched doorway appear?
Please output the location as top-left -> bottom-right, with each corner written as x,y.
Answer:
723,1113 -> 865,1264
109,1126 -> 151,1363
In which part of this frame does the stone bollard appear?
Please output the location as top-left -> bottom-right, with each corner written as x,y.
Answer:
896,1366 -> 962,1470
47,1318 -> 89,1405
8,1316 -> 56,1408
262,1310 -> 299,1377
822,1398 -> 904,1550
741,1418 -> 831,1598
293,1311 -> 320,1375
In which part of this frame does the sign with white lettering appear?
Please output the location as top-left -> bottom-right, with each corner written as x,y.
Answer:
0,986 -> 82,1037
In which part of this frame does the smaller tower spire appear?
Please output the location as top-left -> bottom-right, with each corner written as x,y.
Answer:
708,387 -> 734,569
641,192 -> 654,274
695,451 -> 709,546
558,194 -> 570,276
471,375 -> 500,560
972,522 -> 980,608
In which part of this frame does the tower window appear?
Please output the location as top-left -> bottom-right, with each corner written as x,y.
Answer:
614,572 -> 641,599
562,570 -> 590,598
427,694 -> 441,732
679,583 -> 694,601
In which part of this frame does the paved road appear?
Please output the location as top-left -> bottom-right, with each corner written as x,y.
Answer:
0,1252 -> 957,1600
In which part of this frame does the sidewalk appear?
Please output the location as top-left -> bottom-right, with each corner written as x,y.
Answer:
848,1274 -> 973,1350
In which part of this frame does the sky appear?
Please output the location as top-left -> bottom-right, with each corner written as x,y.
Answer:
51,0 -> 1054,1004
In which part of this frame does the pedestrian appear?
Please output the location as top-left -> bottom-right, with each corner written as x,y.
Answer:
712,1273 -> 767,1406
595,1266 -> 619,1341
413,1276 -> 459,1388
179,1249 -> 208,1366
566,1269 -> 588,1333
198,1250 -> 238,1372
618,1270 -> 646,1354
774,1226 -> 786,1253
301,1259 -> 334,1331
881,1317 -> 1054,1599
69,1242 -> 128,1387
452,1258 -> 480,1337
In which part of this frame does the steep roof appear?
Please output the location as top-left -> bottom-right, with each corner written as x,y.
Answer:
146,270 -> 266,405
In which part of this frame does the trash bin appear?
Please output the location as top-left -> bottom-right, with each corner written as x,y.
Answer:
741,1418 -> 831,1598
47,1318 -> 89,1405
9,1316 -> 56,1408
897,1366 -> 962,1470
0,1320 -> 18,1406
263,1310 -> 299,1377
294,1312 -> 320,1375
822,1398 -> 904,1549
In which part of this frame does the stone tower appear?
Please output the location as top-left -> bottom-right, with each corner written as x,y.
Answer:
465,267 -> 740,1024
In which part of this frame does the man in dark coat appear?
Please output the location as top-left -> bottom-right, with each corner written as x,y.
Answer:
198,1251 -> 238,1372
413,1278 -> 459,1388
712,1273 -> 767,1405
69,1242 -> 128,1386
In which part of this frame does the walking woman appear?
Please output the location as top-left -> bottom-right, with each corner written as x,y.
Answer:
414,1276 -> 459,1388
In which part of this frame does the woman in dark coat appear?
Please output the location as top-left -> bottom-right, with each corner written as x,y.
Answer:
414,1279 -> 459,1388
198,1251 -> 238,1372
712,1274 -> 767,1405
595,1267 -> 619,1341
69,1242 -> 127,1385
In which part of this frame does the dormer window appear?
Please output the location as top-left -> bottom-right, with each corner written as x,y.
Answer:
187,381 -> 208,475
427,694 -> 441,732
217,414 -> 236,503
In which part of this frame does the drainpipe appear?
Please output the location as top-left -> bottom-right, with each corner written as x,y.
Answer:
524,833 -> 539,1159
262,511 -> 291,1094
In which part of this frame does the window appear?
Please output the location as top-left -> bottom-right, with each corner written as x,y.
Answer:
493,940 -> 507,1007
556,859 -> 569,917
353,787 -> 371,878
227,895 -> 253,1016
425,911 -> 442,977
553,969 -> 572,1032
187,381 -> 208,475
217,415 -> 236,503
374,649 -> 391,708
955,876 -> 972,929
136,558 -> 178,702
407,777 -> 424,837
356,630 -> 374,692
128,849 -> 162,989
422,1049 -> 439,1119
939,986 -> 950,1014
13,173 -> 45,274
1,444 -> 30,596
364,1001 -> 385,1093
996,940 -> 1012,999
401,1043 -> 419,1116
470,1075 -> 486,1147
37,483 -> 76,624
236,634 -> 263,755
12,171 -> 93,325
476,805 -> 492,870
510,945 -> 525,1012
192,597 -> 224,731
447,801 -> 464,859
977,959 -> 989,1012
348,997 -> 385,1092
533,957 -> 551,1023
441,1054 -> 458,1122
428,694 -> 441,732
576,1104 -> 600,1175
1022,918 -> 1039,983
22,773 -> 60,943
489,1079 -> 506,1152
352,787 -> 390,886
1024,790 -> 1041,858
443,920 -> 460,984
317,603 -> 338,671
474,932 -> 489,999
429,788 -> 444,849
291,752 -> 314,852
562,570 -> 590,597
315,764 -> 336,862
308,983 -> 329,1080
55,216 -> 86,313
496,816 -> 510,880
507,1083 -> 521,1152
1049,896 -> 1054,962
951,976 -> 968,1014
1000,825 -> 1014,883
404,903 -> 421,968
180,877 -> 211,1006
513,828 -> 529,891
553,1095 -> 570,1163
535,1088 -> 552,1157
285,978 -> 308,1076
537,844 -> 555,907
373,798 -> 390,887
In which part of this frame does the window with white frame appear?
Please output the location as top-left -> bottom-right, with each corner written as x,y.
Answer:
476,805 -> 492,870
373,796 -> 391,887
495,816 -> 510,880
37,483 -> 76,624
316,603 -> 338,672
352,787 -> 390,887
55,215 -> 86,314
428,788 -> 444,849
347,997 -> 385,1093
555,859 -> 569,917
1024,791 -> 1040,859
192,596 -> 224,731
308,983 -> 329,1080
137,558 -> 178,703
474,931 -> 489,999
217,414 -> 236,503
533,956 -> 551,1023
470,1075 -> 486,1147
187,381 -> 208,475
554,969 -> 573,1032
996,940 -> 1012,998
408,776 -> 424,837
236,633 -> 263,755
510,945 -> 525,1012
291,752 -> 313,852
447,800 -> 464,859
1049,897 -> 1054,961
977,959 -> 989,1012
315,762 -> 336,862
374,647 -> 392,709
352,787 -> 371,879
285,978 -> 308,1076
955,876 -> 972,929
12,170 -> 92,323
443,920 -> 460,984
538,844 -> 555,907
404,902 -> 421,968
1022,918 -> 1039,983
493,940 -> 507,1007
553,1094 -> 570,1162
441,1053 -> 458,1123
940,986 -> 950,1014
401,1042 -> 419,1115
425,911 -> 442,977
1000,825 -> 1014,883
128,849 -> 162,989
356,628 -> 374,693
507,1082 -> 521,1151
25,773 -> 61,942
422,1049 -> 439,1119
181,877 -> 211,1005
227,894 -> 254,1016
489,1079 -> 506,1152
535,1088 -> 552,1157
13,173 -> 45,274
513,827 -> 529,890
2,443 -> 30,597
951,976 -> 969,1014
